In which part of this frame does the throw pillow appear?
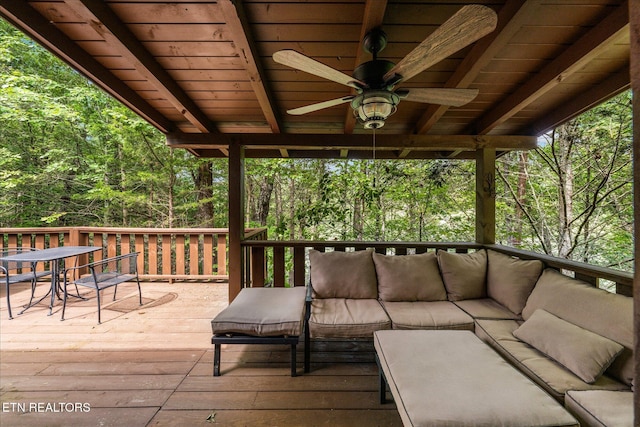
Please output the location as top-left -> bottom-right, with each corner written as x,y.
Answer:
373,252 -> 447,301
513,309 -> 624,383
486,249 -> 543,315
437,249 -> 487,301
309,249 -> 377,299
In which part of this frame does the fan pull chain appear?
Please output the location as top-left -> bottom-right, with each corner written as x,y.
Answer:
372,128 -> 376,190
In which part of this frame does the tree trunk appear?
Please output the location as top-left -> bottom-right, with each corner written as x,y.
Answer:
555,125 -> 575,259
118,142 -> 128,226
168,149 -> 176,228
288,178 -> 297,240
513,151 -> 529,246
256,175 -> 274,226
353,198 -> 363,240
195,161 -> 214,227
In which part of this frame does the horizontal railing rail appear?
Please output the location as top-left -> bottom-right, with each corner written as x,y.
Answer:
241,240 -> 633,296
1,227 -> 266,282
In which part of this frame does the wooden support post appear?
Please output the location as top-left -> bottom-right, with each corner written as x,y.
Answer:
228,142 -> 245,303
475,148 -> 496,244
630,1 -> 639,422
68,227 -> 90,272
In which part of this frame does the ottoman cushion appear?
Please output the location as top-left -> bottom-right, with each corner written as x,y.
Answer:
211,286 -> 306,337
374,330 -> 578,427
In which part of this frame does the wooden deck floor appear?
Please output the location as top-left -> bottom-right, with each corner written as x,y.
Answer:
0,281 -> 402,426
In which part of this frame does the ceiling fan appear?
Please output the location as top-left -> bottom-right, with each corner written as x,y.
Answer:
273,5 -> 498,129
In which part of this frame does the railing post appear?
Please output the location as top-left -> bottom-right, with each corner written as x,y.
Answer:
273,246 -> 285,287
575,273 -> 598,287
217,234 -> 227,276
250,246 -> 266,287
69,227 -> 90,272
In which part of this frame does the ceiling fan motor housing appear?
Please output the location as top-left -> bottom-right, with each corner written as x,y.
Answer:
353,60 -> 396,90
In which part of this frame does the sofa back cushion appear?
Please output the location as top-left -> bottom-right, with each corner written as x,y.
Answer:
513,309 -> 624,384
522,268 -> 634,388
309,249 -> 377,299
373,252 -> 447,302
437,249 -> 487,301
487,249 -> 543,315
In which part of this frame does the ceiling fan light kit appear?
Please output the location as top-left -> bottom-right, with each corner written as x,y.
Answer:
273,4 -> 498,130
352,91 -> 400,129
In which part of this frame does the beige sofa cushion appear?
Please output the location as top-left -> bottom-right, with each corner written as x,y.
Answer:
486,249 -> 542,315
309,298 -> 390,338
309,249 -> 377,299
513,309 -> 624,383
380,301 -> 474,330
211,287 -> 307,337
522,268 -> 634,387
437,249 -> 487,300
565,390 -> 634,427
475,319 -> 629,401
453,298 -> 520,320
373,252 -> 446,301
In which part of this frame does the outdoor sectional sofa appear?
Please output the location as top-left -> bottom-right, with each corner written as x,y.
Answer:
307,248 -> 634,427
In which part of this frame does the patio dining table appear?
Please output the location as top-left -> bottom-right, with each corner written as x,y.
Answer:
0,246 -> 100,316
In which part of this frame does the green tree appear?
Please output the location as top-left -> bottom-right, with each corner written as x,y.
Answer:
0,19 -> 217,228
497,91 -> 633,270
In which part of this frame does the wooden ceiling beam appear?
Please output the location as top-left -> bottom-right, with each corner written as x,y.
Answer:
166,132 -> 537,153
414,0 -> 540,135
525,67 -> 630,136
471,0 -> 629,135
0,2 -> 174,133
69,0 -> 217,133
344,0 -> 388,134
219,0 -> 282,134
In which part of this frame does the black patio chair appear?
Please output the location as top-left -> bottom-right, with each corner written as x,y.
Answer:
62,253 -> 142,323
1,247 -> 52,319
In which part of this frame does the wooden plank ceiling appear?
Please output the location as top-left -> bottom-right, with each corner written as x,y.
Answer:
0,0 -> 630,159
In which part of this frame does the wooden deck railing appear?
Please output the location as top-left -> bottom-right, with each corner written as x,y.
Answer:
2,228 -> 632,295
241,240 -> 634,296
1,227 -> 264,282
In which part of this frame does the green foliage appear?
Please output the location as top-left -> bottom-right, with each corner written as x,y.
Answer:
0,19 -> 209,227
245,158 -> 476,242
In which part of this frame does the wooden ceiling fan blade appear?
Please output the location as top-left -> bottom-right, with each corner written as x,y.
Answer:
287,96 -> 355,115
273,50 -> 365,89
400,88 -> 479,107
384,5 -> 498,84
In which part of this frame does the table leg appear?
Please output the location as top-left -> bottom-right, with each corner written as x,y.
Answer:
48,260 -> 59,316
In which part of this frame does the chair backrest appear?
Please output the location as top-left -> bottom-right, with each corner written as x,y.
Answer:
95,253 -> 138,275
0,247 -> 38,273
